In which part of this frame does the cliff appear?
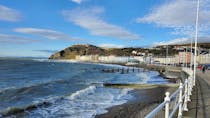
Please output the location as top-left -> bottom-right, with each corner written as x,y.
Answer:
49,44 -> 105,59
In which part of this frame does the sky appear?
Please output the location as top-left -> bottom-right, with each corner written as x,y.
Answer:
0,0 -> 210,57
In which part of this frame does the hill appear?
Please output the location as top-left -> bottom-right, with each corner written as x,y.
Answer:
49,44 -> 105,59
49,44 -> 148,59
49,44 -> 179,59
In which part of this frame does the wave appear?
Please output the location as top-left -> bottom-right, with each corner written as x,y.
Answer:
0,99 -> 53,117
1,86 -> 133,118
68,85 -> 96,100
33,59 -> 79,63
136,71 -> 169,84
0,86 -> 16,93
4,86 -> 132,118
0,71 -> 95,95
94,63 -> 125,68
116,88 -> 133,100
0,78 -> 67,94
136,73 -> 150,83
33,58 -> 131,69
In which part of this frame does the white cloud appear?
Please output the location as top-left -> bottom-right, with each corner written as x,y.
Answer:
99,43 -> 125,48
70,0 -> 89,4
62,7 -> 140,40
34,49 -> 58,53
14,27 -> 81,41
71,0 -> 82,4
0,33 -> 36,43
0,5 -> 22,22
153,36 -> 210,46
137,0 -> 210,36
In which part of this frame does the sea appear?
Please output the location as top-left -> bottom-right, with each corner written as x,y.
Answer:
0,58 -> 169,118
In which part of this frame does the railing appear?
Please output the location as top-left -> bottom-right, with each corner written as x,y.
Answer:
145,68 -> 194,118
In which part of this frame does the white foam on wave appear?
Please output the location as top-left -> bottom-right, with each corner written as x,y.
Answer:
95,63 -> 125,68
116,88 -> 133,100
33,59 -> 78,63
0,86 -> 16,93
33,58 -> 127,68
136,71 -> 169,84
26,86 -> 133,118
136,73 -> 150,83
68,85 -> 96,100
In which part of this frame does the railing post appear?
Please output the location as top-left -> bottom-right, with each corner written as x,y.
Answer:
190,76 -> 193,93
164,92 -> 170,118
193,70 -> 196,86
188,77 -> 192,101
188,76 -> 192,96
183,79 -> 188,111
178,82 -> 183,117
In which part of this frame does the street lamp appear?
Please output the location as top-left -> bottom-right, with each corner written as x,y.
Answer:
190,39 -> 193,69
193,0 -> 200,85
166,44 -> 168,65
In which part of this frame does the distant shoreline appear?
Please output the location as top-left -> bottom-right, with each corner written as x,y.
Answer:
48,58 -> 171,79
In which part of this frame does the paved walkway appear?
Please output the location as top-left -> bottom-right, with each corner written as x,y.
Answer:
183,70 -> 210,118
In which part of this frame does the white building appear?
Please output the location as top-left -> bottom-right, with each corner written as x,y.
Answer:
98,55 -> 129,63
153,56 -> 178,65
133,56 -> 144,62
75,55 -> 99,62
198,54 -> 210,64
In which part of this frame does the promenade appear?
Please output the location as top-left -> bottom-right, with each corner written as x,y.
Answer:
183,69 -> 210,118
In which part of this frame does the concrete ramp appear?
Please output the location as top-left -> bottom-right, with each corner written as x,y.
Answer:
103,83 -> 179,89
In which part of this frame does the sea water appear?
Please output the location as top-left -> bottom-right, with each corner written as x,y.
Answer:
0,58 -> 169,117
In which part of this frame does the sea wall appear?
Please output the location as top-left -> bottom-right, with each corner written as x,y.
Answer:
97,66 -> 190,118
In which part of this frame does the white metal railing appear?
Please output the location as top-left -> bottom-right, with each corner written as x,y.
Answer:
145,68 -> 194,118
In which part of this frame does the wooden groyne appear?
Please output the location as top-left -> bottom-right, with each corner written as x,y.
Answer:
100,64 -> 185,91
100,64 -> 182,79
101,67 -> 144,74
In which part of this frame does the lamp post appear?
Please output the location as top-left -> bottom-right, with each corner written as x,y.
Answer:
166,45 -> 168,65
191,39 -> 193,69
193,0 -> 200,85
185,47 -> 187,67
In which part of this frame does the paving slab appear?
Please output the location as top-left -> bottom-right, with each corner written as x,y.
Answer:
183,70 -> 210,118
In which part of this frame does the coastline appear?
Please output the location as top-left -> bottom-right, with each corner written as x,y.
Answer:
47,59 -> 183,81
47,59 -> 166,72
96,86 -> 177,118
46,59 -> 182,117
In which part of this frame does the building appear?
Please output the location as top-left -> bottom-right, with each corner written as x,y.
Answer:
197,53 -> 210,64
153,56 -> 178,65
98,55 -> 129,63
178,51 -> 192,64
75,55 -> 99,62
133,56 -> 144,62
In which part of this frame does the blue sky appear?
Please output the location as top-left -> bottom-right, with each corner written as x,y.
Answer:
0,0 -> 210,57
